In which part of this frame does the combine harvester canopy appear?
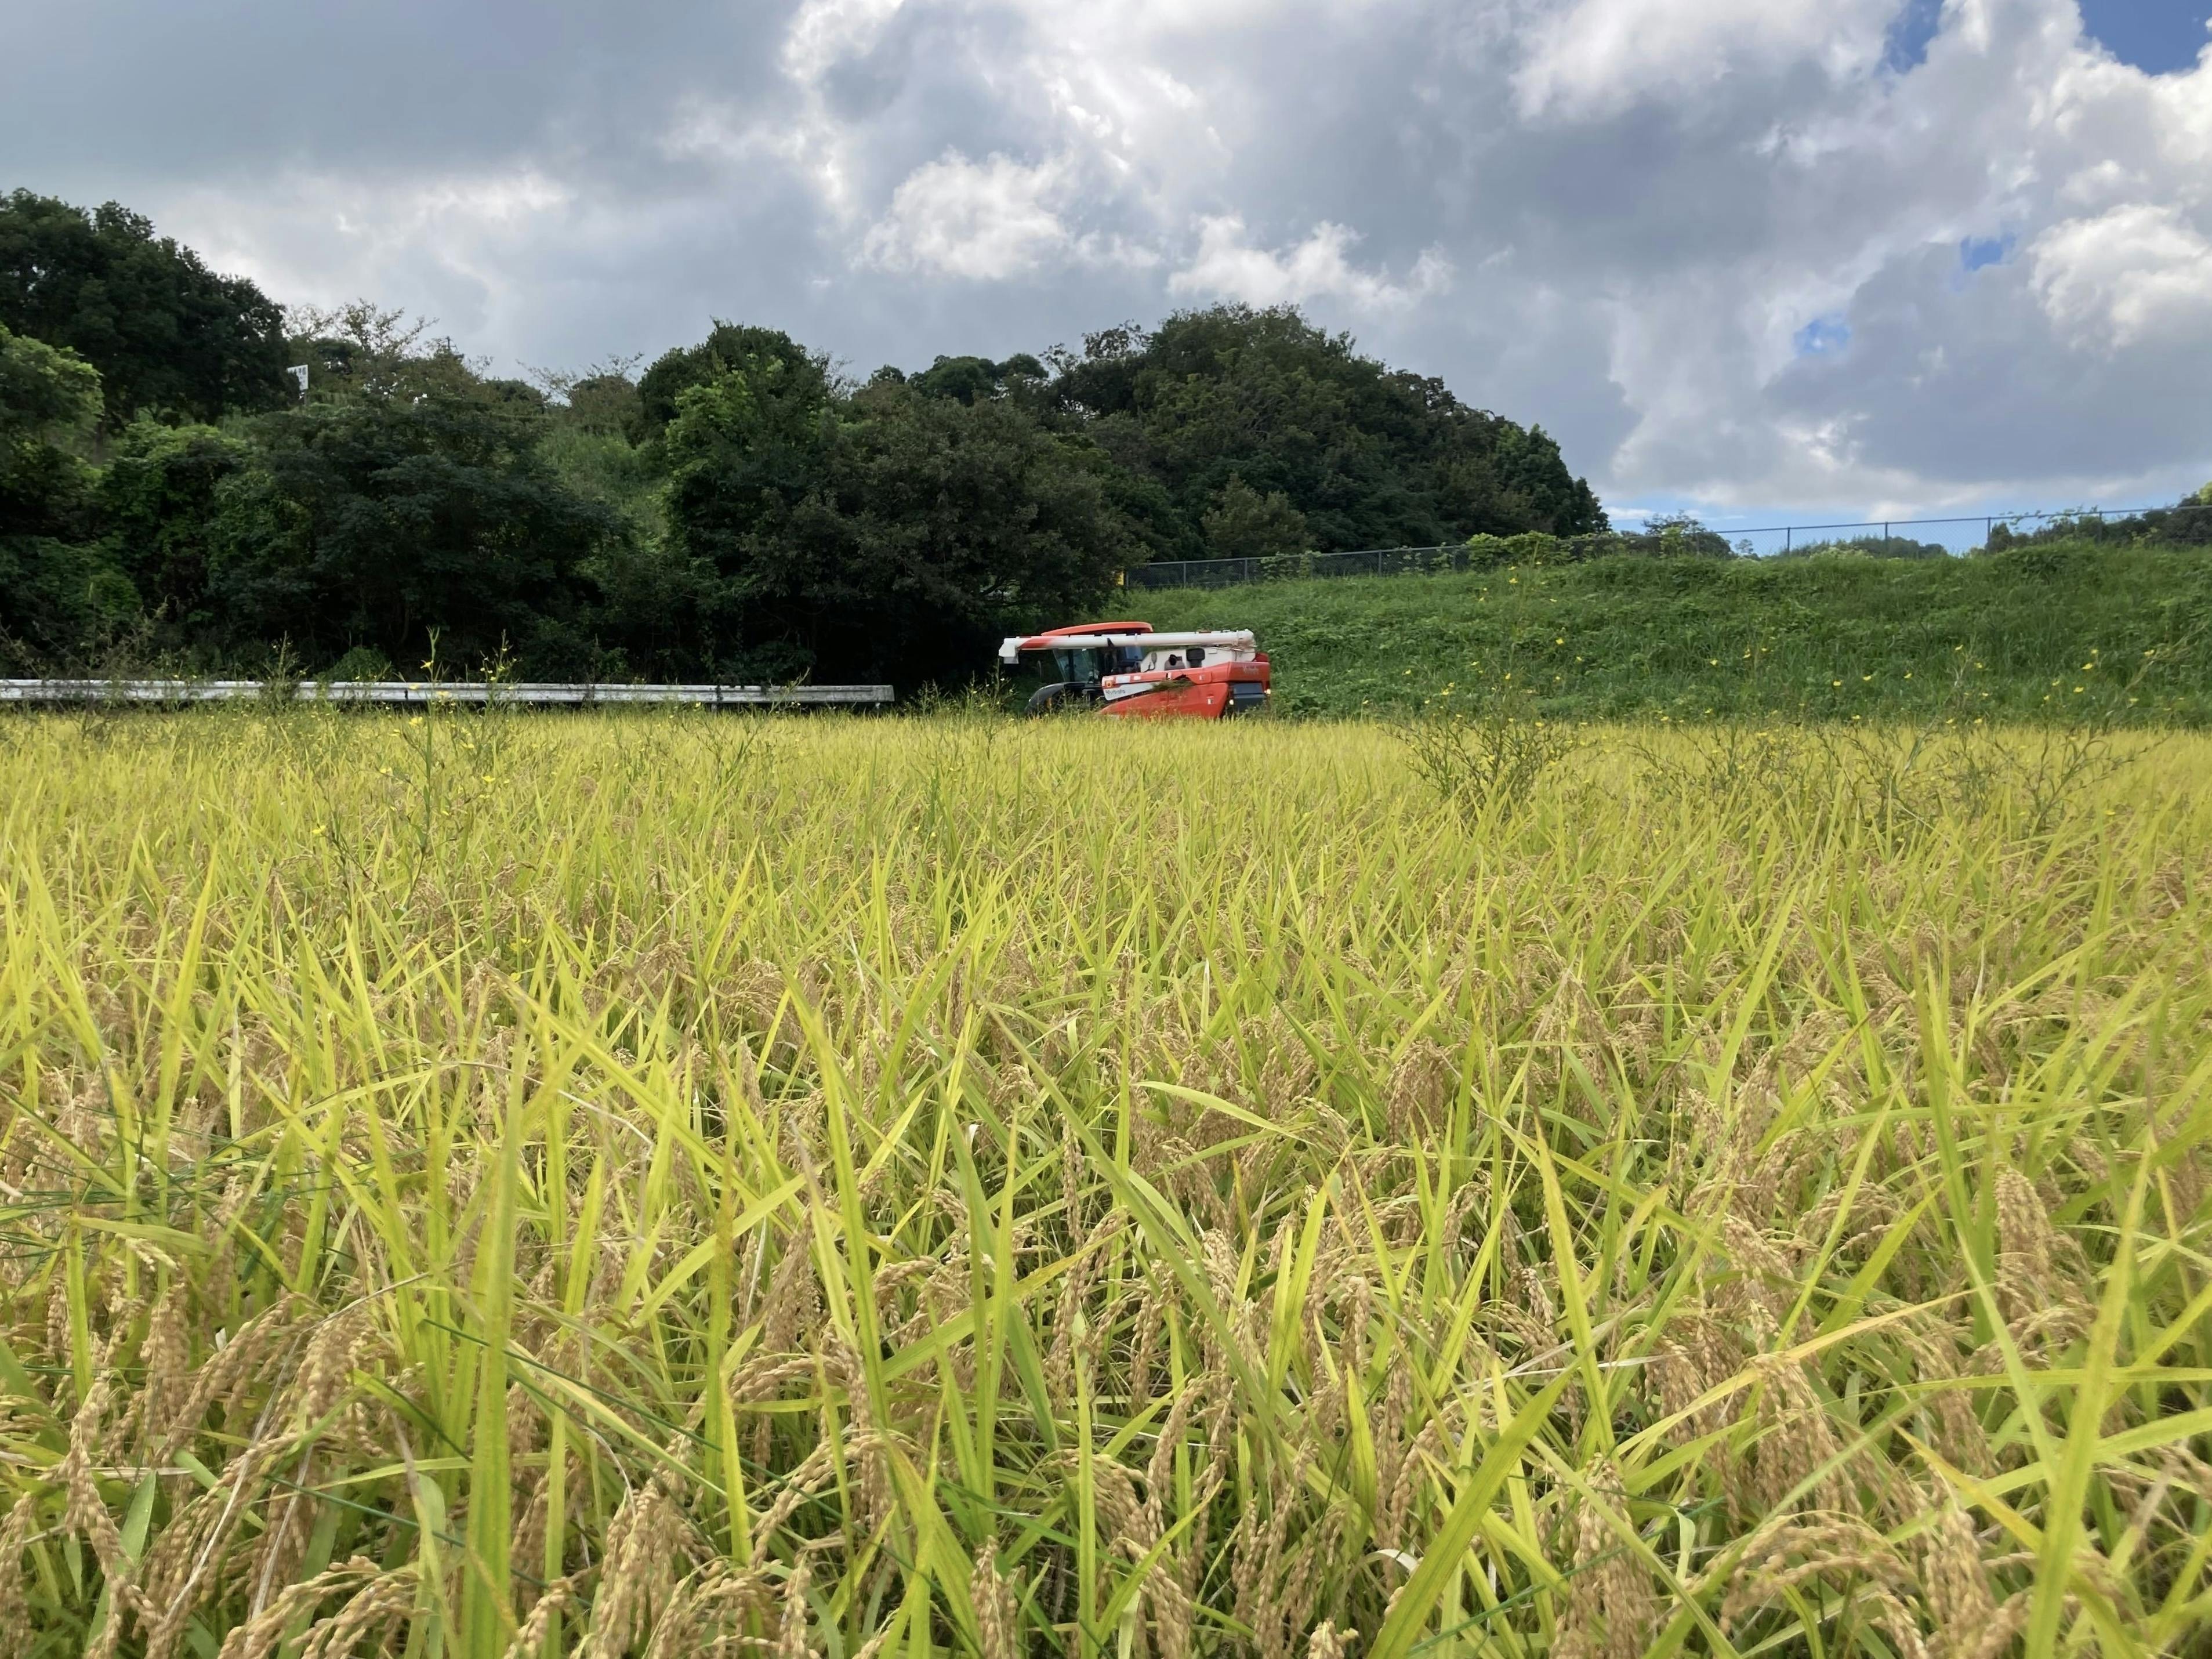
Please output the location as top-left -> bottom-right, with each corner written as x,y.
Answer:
998,621 -> 1270,719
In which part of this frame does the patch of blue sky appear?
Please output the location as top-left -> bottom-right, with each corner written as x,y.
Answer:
1960,234 -> 2012,271
1793,316 -> 1851,356
2076,0 -> 2211,75
1886,1 -> 2208,77
1883,0 -> 1945,73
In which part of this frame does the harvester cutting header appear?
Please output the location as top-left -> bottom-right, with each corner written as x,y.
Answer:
998,621 -> 1271,719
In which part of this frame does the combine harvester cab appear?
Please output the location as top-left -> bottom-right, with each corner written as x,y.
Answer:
999,622 -> 1270,719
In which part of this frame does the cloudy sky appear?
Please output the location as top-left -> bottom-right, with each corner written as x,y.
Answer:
6,0 -> 2209,530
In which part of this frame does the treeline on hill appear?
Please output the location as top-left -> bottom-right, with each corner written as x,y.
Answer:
0,189 -> 1607,689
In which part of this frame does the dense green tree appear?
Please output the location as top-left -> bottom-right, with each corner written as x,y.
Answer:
1046,305 -> 1607,551
664,367 -> 1134,685
0,321 -> 133,662
1486,421 -> 1608,539
909,353 -> 1048,405
0,192 -> 291,426
288,302 -> 510,410
1632,512 -> 1735,559
0,321 -> 99,533
209,386 -> 618,674
1202,474 -> 1309,561
637,323 -> 827,437
637,344 -> 839,677
96,419 -> 264,643
559,370 -> 646,439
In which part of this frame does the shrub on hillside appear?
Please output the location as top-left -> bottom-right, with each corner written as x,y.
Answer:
1985,489 -> 2212,551
1465,531 -> 1566,567
1782,534 -> 1950,560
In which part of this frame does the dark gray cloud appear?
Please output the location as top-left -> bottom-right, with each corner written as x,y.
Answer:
3,1 -> 788,180
4,0 -> 2207,513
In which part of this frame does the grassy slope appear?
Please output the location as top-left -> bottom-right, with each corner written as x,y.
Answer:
1134,542 -> 2212,721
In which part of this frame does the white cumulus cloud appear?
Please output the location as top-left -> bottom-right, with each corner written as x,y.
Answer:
1513,0 -> 1898,119
2032,204 -> 2212,349
1170,217 -> 1451,309
862,152 -> 1077,279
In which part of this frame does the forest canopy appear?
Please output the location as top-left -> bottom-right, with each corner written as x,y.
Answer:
3,188 -> 1616,684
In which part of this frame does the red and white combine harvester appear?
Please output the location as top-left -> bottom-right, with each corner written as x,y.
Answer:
999,621 -> 1271,719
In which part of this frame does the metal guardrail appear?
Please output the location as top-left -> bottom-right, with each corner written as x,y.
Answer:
0,680 -> 894,707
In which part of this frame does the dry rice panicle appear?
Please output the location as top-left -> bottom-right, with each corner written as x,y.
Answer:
0,712 -> 2202,1657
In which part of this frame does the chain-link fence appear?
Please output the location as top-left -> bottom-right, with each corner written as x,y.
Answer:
1120,501 -> 2212,589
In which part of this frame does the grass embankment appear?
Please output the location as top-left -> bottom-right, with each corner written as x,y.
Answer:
1,710 -> 2207,1656
1138,542 -> 2212,721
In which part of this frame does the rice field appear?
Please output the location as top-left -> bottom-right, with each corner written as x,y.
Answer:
0,708 -> 2207,1659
